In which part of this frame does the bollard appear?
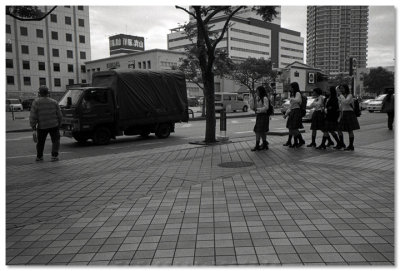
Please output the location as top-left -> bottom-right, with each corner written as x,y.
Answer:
11,106 -> 15,121
217,108 -> 229,141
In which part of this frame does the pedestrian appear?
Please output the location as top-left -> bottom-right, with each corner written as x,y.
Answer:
283,82 -> 305,148
381,87 -> 395,130
29,85 -> 63,161
307,88 -> 325,148
338,84 -> 360,151
335,85 -> 346,149
249,86 -> 270,151
317,86 -> 341,149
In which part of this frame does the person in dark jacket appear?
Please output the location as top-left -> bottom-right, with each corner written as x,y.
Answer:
249,86 -> 270,151
382,87 -> 395,130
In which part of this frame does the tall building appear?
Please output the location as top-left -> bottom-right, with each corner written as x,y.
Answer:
6,6 -> 91,99
306,6 -> 369,77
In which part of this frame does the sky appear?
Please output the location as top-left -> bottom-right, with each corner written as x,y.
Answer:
88,5 -> 397,68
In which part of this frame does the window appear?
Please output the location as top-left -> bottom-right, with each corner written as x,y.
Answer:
38,62 -> 46,71
36,29 -> 43,38
6,43 -> 12,53
54,78 -> 61,87
39,78 -> 46,86
294,71 -> 300,77
65,16 -> 71,25
78,18 -> 84,27
53,63 -> 60,72
7,76 -> 15,85
50,14 -> 57,23
37,47 -> 45,56
81,65 -> 86,73
68,79 -> 74,85
79,35 -> 85,43
66,33 -> 72,42
78,6 -> 84,10
6,59 -> 13,69
52,48 -> 59,57
6,24 -> 11,34
96,68 -> 100,71
22,60 -> 30,70
23,77 -> 31,86
67,50 -> 73,58
21,45 -> 29,54
138,62 -> 141,69
20,27 -> 28,36
82,79 -> 87,83
51,31 -> 58,40
143,61 -> 146,69
68,64 -> 74,72
80,51 -> 86,60
147,61 -> 151,69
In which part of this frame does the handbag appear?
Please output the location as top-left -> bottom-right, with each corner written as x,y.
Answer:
32,129 -> 38,143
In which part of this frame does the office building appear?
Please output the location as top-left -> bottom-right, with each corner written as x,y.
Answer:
6,6 -> 91,99
306,6 -> 369,77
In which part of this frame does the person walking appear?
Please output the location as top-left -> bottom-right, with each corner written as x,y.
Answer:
382,87 -> 394,130
338,84 -> 360,151
249,86 -> 270,151
307,88 -> 325,148
284,82 -> 305,148
317,86 -> 341,149
334,85 -> 346,149
29,85 -> 63,161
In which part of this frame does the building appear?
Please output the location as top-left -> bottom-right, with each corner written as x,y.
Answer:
306,6 -> 369,77
6,6 -> 91,99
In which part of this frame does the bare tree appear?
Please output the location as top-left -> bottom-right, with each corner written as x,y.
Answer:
6,6 -> 57,21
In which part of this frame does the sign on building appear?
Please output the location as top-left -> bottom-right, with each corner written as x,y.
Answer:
275,82 -> 284,94
109,34 -> 145,55
308,72 -> 315,84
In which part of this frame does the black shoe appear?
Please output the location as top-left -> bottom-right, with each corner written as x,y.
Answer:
251,145 -> 261,151
307,143 -> 316,147
35,157 -> 43,162
326,141 -> 334,147
290,143 -> 298,148
260,143 -> 269,150
283,142 -> 291,146
344,146 -> 354,151
316,144 -> 326,150
296,140 -> 305,148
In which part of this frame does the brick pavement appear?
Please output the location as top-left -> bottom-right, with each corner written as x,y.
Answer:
6,123 -> 394,265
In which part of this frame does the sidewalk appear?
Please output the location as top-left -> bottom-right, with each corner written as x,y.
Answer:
6,120 -> 394,265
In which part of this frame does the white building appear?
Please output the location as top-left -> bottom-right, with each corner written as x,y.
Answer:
6,6 -> 91,99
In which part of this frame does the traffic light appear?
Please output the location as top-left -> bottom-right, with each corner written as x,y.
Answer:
349,57 -> 357,76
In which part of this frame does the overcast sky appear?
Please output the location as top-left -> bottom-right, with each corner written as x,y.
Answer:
88,5 -> 396,68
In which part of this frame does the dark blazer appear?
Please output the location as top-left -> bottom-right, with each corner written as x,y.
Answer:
324,97 -> 339,121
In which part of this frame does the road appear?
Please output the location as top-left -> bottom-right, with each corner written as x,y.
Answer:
6,111 -> 388,166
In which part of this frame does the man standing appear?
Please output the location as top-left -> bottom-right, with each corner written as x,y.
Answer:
29,85 -> 63,162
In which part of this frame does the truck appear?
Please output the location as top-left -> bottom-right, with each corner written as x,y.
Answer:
58,69 -> 189,145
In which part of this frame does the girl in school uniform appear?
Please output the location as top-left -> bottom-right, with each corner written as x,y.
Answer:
249,86 -> 270,151
338,84 -> 360,151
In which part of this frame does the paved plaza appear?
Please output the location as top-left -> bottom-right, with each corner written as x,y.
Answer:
6,120 -> 394,265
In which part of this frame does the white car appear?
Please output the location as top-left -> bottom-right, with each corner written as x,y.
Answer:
6,99 -> 23,112
360,99 -> 371,110
367,94 -> 387,112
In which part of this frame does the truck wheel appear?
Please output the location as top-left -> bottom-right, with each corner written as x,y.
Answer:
140,131 -> 150,138
155,124 -> 171,139
93,127 -> 111,145
73,135 -> 89,144
243,105 -> 248,112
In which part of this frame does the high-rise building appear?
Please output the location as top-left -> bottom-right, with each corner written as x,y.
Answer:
306,6 -> 368,77
6,6 -> 91,99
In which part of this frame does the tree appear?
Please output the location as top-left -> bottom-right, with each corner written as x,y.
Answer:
329,73 -> 352,87
175,6 -> 278,143
362,67 -> 394,94
6,6 -> 57,21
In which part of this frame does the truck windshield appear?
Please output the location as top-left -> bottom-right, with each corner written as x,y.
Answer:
59,89 -> 84,107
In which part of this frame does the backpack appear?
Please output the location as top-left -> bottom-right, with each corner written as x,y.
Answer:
300,94 -> 307,117
352,99 -> 361,117
267,100 -> 274,116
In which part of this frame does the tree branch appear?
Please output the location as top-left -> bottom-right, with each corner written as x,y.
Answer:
6,6 -> 57,21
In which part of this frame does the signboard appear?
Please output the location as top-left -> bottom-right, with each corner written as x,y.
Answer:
109,34 -> 145,54
275,82 -> 284,94
308,72 -> 315,84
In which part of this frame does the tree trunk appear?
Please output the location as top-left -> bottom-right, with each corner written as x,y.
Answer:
203,70 -> 216,143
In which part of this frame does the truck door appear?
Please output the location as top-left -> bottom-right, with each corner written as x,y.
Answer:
81,89 -> 114,125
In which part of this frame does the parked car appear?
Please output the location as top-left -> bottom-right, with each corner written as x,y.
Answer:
302,97 -> 316,122
198,97 -> 204,105
367,94 -> 387,112
360,99 -> 371,110
188,97 -> 199,107
6,99 -> 23,112
215,92 -> 249,113
22,98 -> 35,110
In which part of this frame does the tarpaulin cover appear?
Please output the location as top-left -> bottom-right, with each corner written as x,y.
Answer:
92,69 -> 188,123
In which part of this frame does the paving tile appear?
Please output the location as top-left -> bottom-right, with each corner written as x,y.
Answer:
216,255 -> 237,265
299,253 -> 324,263
151,257 -> 173,265
173,257 -> 194,265
278,253 -> 302,264
194,256 -> 215,265
258,254 -> 280,264
340,252 -> 366,262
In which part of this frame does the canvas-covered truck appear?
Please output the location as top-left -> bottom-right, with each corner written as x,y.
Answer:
59,70 -> 189,145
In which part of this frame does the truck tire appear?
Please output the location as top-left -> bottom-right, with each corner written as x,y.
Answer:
140,131 -> 150,138
155,124 -> 171,139
93,127 -> 111,145
243,105 -> 248,112
73,134 -> 89,144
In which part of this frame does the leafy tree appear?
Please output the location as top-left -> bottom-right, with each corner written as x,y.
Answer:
175,6 -> 278,143
6,6 -> 57,21
362,67 -> 394,94
329,73 -> 352,87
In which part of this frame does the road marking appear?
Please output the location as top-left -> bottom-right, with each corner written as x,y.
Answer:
180,123 -> 193,128
7,152 -> 71,159
235,131 -> 253,134
105,141 -> 164,149
6,136 -> 32,141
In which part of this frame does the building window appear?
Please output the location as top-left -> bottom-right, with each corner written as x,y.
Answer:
21,45 -> 29,54
6,43 -> 12,53
65,16 -> 71,25
68,79 -> 74,85
138,62 -> 141,69
294,71 -> 299,77
37,47 -> 45,56
78,18 -> 84,27
51,31 -> 58,40
39,78 -> 46,86
6,24 -> 11,34
20,27 -> 28,36
96,68 -> 100,71
81,65 -> 86,73
67,50 -> 73,58
68,64 -> 74,72
143,61 -> 146,69
50,14 -> 57,23
36,29 -> 43,38
54,78 -> 61,87
80,51 -> 86,60
79,35 -> 85,43
82,79 -> 87,83
7,76 -> 15,85
78,6 -> 84,10
6,59 -> 13,69
66,33 -> 72,42
38,62 -> 46,71
23,77 -> 31,86
147,61 -> 151,69
22,60 -> 30,70
53,63 -> 60,72
52,48 -> 59,57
